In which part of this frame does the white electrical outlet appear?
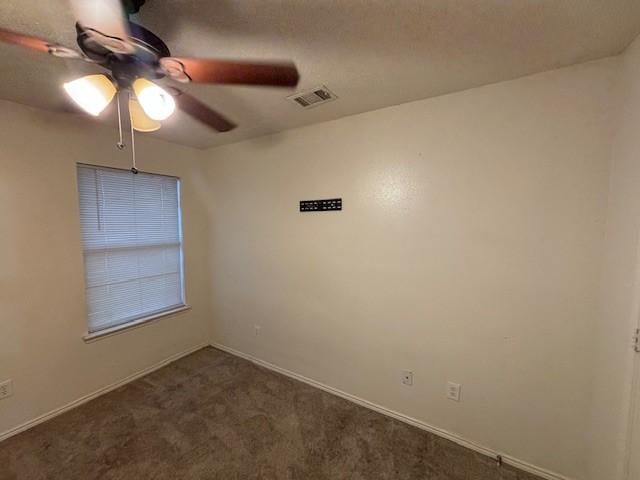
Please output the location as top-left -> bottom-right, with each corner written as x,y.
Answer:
254,325 -> 261,336
401,370 -> 413,386
447,382 -> 461,402
0,380 -> 13,400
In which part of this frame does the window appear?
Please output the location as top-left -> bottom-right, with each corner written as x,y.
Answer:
76,164 -> 185,334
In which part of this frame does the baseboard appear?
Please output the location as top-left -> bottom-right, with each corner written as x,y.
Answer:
212,342 -> 572,480
0,342 -> 208,443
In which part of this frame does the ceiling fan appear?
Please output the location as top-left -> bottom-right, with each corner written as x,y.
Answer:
0,0 -> 300,134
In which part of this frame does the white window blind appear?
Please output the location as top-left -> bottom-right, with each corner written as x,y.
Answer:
77,164 -> 185,333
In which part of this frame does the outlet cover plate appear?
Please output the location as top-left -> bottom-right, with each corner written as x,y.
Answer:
447,382 -> 461,402
401,370 -> 413,386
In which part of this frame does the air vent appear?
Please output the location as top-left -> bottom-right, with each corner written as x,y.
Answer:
287,86 -> 337,109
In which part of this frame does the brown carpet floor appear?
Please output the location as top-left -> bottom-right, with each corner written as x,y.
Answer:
0,347 -> 542,480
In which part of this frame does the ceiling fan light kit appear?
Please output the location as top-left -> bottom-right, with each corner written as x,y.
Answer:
132,78 -> 175,121
128,97 -> 160,132
63,74 -> 117,116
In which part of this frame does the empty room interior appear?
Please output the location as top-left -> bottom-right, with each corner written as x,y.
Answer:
3,1 -> 640,479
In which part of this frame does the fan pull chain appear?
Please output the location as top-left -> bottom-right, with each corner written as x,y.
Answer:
116,92 -> 125,150
128,92 -> 138,174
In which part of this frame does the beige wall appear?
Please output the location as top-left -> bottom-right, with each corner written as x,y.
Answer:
588,35 -> 640,480
0,100 -> 213,437
1,48 -> 637,480
203,58 -> 619,479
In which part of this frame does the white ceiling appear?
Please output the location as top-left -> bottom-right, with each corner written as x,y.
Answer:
1,0 -> 640,149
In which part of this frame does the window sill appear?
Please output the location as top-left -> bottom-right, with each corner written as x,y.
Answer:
82,305 -> 191,343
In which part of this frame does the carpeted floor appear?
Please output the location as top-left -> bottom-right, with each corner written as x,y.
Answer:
0,347 -> 542,479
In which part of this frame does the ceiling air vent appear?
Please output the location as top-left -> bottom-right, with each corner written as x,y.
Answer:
287,86 -> 337,109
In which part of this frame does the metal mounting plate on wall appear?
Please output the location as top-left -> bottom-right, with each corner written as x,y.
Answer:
300,198 -> 342,212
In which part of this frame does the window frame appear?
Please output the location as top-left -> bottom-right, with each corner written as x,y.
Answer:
76,163 -> 189,342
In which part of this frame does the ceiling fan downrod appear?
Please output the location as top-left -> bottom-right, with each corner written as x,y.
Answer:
121,0 -> 146,17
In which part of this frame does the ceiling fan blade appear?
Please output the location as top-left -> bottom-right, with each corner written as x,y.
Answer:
171,89 -> 237,132
70,0 -> 133,52
0,27 -> 85,59
161,57 -> 300,87
0,28 -> 57,53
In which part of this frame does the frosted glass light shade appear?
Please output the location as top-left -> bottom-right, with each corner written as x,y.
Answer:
129,98 -> 161,132
63,74 -> 116,116
132,78 -> 175,121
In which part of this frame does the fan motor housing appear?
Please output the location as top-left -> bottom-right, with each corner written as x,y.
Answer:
76,21 -> 170,86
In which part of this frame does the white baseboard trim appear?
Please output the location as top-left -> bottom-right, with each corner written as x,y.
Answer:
212,342 -> 572,480
0,343 -> 208,443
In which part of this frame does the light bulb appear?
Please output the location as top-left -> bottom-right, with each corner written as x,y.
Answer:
63,74 -> 116,116
132,78 -> 175,121
129,98 -> 161,132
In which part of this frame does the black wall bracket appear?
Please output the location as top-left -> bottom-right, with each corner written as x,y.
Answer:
300,198 -> 342,212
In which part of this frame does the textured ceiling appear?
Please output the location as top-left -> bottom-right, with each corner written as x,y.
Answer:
1,0 -> 640,149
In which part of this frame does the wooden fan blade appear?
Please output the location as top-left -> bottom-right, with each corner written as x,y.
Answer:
162,57 -> 300,87
172,89 -> 237,132
0,28 -> 55,53
0,27 -> 86,59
